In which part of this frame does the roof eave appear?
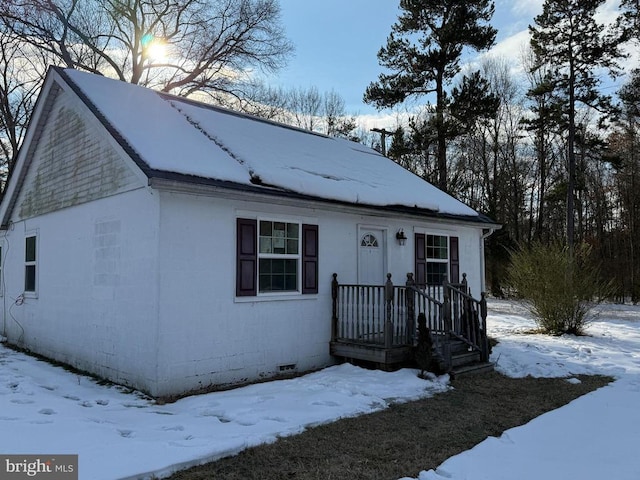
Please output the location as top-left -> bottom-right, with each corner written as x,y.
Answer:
148,173 -> 499,228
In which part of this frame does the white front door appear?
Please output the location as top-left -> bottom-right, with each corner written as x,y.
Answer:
358,228 -> 386,285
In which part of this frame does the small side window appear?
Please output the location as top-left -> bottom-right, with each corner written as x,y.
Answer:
25,235 -> 37,293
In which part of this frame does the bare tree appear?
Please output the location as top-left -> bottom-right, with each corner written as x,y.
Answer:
0,0 -> 292,188
1,0 -> 292,98
247,84 -> 357,139
323,90 -> 357,139
0,32 -> 48,191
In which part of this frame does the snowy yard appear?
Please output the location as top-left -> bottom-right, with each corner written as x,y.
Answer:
1,299 -> 639,480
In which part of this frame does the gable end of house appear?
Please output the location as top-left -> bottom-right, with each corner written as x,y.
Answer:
4,69 -> 148,224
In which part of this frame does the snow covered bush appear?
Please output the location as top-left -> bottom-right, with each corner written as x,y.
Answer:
507,242 -> 609,335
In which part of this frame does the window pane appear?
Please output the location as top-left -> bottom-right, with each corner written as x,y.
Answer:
285,259 -> 297,273
272,274 -> 285,290
426,263 -> 448,285
258,258 -> 298,292
272,259 -> 285,274
287,223 -> 299,238
426,235 -> 448,260
273,222 -> 286,236
273,237 -> 285,254
286,239 -> 298,255
259,273 -> 272,292
285,274 -> 297,290
260,258 -> 272,273
25,236 -> 36,262
259,237 -> 272,254
259,221 -> 272,236
361,234 -> 378,247
260,221 -> 299,254
25,265 -> 36,292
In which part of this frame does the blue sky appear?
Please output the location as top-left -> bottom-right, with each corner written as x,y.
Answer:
270,0 -> 628,122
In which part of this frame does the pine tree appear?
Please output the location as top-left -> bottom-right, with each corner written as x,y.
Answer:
619,0 -> 640,43
364,0 -> 496,192
529,0 -> 624,249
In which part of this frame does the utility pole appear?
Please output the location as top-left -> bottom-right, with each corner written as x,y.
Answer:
371,127 -> 394,156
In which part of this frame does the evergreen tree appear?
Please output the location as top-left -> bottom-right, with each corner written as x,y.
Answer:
612,70 -> 640,300
522,70 -> 564,241
619,0 -> 640,43
364,0 -> 496,192
529,0 -> 624,249
449,71 -> 500,136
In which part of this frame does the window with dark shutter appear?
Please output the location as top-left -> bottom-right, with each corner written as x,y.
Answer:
449,236 -> 460,284
236,218 -> 257,296
302,224 -> 318,294
237,218 -> 319,297
416,233 -> 459,285
415,233 -> 426,286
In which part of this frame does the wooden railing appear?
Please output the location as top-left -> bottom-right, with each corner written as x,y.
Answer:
444,276 -> 489,363
331,272 -> 489,367
331,273 -> 413,347
404,273 -> 449,366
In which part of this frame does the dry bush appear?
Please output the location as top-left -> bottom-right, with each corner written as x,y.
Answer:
508,242 -> 610,335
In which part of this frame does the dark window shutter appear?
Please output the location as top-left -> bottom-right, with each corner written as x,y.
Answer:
449,236 -> 460,284
302,224 -> 318,294
415,233 -> 426,285
236,218 -> 257,296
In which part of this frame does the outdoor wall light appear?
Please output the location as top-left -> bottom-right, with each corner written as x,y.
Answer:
396,228 -> 407,246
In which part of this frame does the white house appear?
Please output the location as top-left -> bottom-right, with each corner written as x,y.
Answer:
0,67 -> 498,398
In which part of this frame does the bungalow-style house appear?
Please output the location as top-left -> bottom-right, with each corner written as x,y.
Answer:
0,67 -> 498,398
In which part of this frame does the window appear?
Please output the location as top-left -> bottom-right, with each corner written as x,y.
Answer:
415,233 -> 459,285
426,234 -> 448,285
258,220 -> 299,292
25,235 -> 37,293
360,233 -> 379,247
236,218 -> 318,297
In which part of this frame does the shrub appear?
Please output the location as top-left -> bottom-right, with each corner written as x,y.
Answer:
507,242 -> 609,335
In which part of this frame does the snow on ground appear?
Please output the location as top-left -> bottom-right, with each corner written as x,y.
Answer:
1,300 -> 639,480
401,300 -> 640,480
0,348 -> 449,479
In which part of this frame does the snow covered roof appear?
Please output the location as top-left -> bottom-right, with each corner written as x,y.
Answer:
58,68 -> 485,220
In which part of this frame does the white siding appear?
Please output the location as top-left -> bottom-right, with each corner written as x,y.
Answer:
153,191 -> 485,397
0,188 -> 161,393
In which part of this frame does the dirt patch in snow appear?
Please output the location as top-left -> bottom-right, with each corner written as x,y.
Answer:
167,371 -> 611,480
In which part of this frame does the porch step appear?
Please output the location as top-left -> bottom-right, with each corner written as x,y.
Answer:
449,340 -> 474,355
451,350 -> 481,368
450,361 -> 494,379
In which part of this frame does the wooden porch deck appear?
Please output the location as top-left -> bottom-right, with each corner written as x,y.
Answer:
330,341 -> 414,366
330,272 -> 491,374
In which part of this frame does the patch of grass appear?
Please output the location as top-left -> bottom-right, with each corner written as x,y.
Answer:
167,372 -> 612,480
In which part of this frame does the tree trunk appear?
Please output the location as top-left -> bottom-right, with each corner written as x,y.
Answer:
436,70 -> 447,192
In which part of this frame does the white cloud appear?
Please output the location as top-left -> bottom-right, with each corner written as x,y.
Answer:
507,0 -> 543,17
597,0 -> 623,25
356,111 -> 413,132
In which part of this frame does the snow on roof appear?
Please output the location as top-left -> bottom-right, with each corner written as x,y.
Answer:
62,68 -> 479,217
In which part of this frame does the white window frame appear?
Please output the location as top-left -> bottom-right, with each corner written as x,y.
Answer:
257,218 -> 302,295
426,233 -> 449,285
24,231 -> 38,297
